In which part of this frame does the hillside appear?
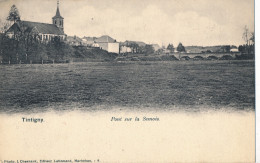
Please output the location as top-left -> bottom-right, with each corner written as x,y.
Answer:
73,46 -> 118,62
0,36 -> 118,63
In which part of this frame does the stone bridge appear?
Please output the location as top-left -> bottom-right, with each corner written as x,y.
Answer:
174,52 -> 241,60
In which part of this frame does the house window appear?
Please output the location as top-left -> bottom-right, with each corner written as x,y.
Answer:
55,20 -> 57,25
60,21 -> 62,26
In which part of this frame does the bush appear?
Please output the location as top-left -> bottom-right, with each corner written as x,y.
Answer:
207,56 -> 219,60
219,55 -> 234,60
180,56 -> 190,60
235,54 -> 254,60
160,55 -> 179,61
193,56 -> 205,60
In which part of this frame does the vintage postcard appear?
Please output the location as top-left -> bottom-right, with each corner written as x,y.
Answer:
0,0 -> 256,162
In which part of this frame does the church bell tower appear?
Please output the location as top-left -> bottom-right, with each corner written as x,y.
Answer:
52,0 -> 64,32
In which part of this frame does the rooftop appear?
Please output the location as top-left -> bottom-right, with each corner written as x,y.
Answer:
7,20 -> 65,35
95,35 -> 116,43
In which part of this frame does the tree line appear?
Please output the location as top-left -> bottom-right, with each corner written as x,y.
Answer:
238,26 -> 254,55
120,42 -> 186,55
166,43 -> 186,53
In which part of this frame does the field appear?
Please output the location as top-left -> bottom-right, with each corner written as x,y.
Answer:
0,60 -> 255,113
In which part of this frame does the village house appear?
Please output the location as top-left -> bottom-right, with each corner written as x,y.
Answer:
120,45 -> 132,53
66,35 -> 83,46
94,35 -> 119,54
6,0 -> 66,42
82,36 -> 97,46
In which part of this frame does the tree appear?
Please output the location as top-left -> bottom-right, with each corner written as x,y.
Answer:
0,18 -> 11,33
238,45 -> 244,53
177,43 -> 185,52
132,43 -> 139,53
6,5 -> 20,23
167,44 -> 174,53
128,42 -> 139,53
242,26 -> 254,54
242,25 -> 249,45
221,45 -> 230,53
250,32 -> 254,45
144,44 -> 154,55
137,45 -> 145,54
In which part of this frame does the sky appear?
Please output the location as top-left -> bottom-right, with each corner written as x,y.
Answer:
0,0 -> 255,46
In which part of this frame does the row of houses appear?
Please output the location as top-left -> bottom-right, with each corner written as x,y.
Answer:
64,34 -> 240,55
66,35 -> 120,53
66,35 -> 162,54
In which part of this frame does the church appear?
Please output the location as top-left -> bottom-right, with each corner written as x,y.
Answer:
6,0 -> 66,42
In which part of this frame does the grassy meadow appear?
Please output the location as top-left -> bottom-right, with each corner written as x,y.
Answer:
0,60 -> 255,113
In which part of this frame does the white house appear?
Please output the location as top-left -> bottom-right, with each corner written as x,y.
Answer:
66,35 -> 83,46
95,35 -> 119,54
230,48 -> 239,52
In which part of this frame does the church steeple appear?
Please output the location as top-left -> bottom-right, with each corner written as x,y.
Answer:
52,0 -> 64,32
55,0 -> 61,17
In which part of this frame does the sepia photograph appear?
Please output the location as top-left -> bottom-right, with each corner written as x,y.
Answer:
0,0 -> 256,162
